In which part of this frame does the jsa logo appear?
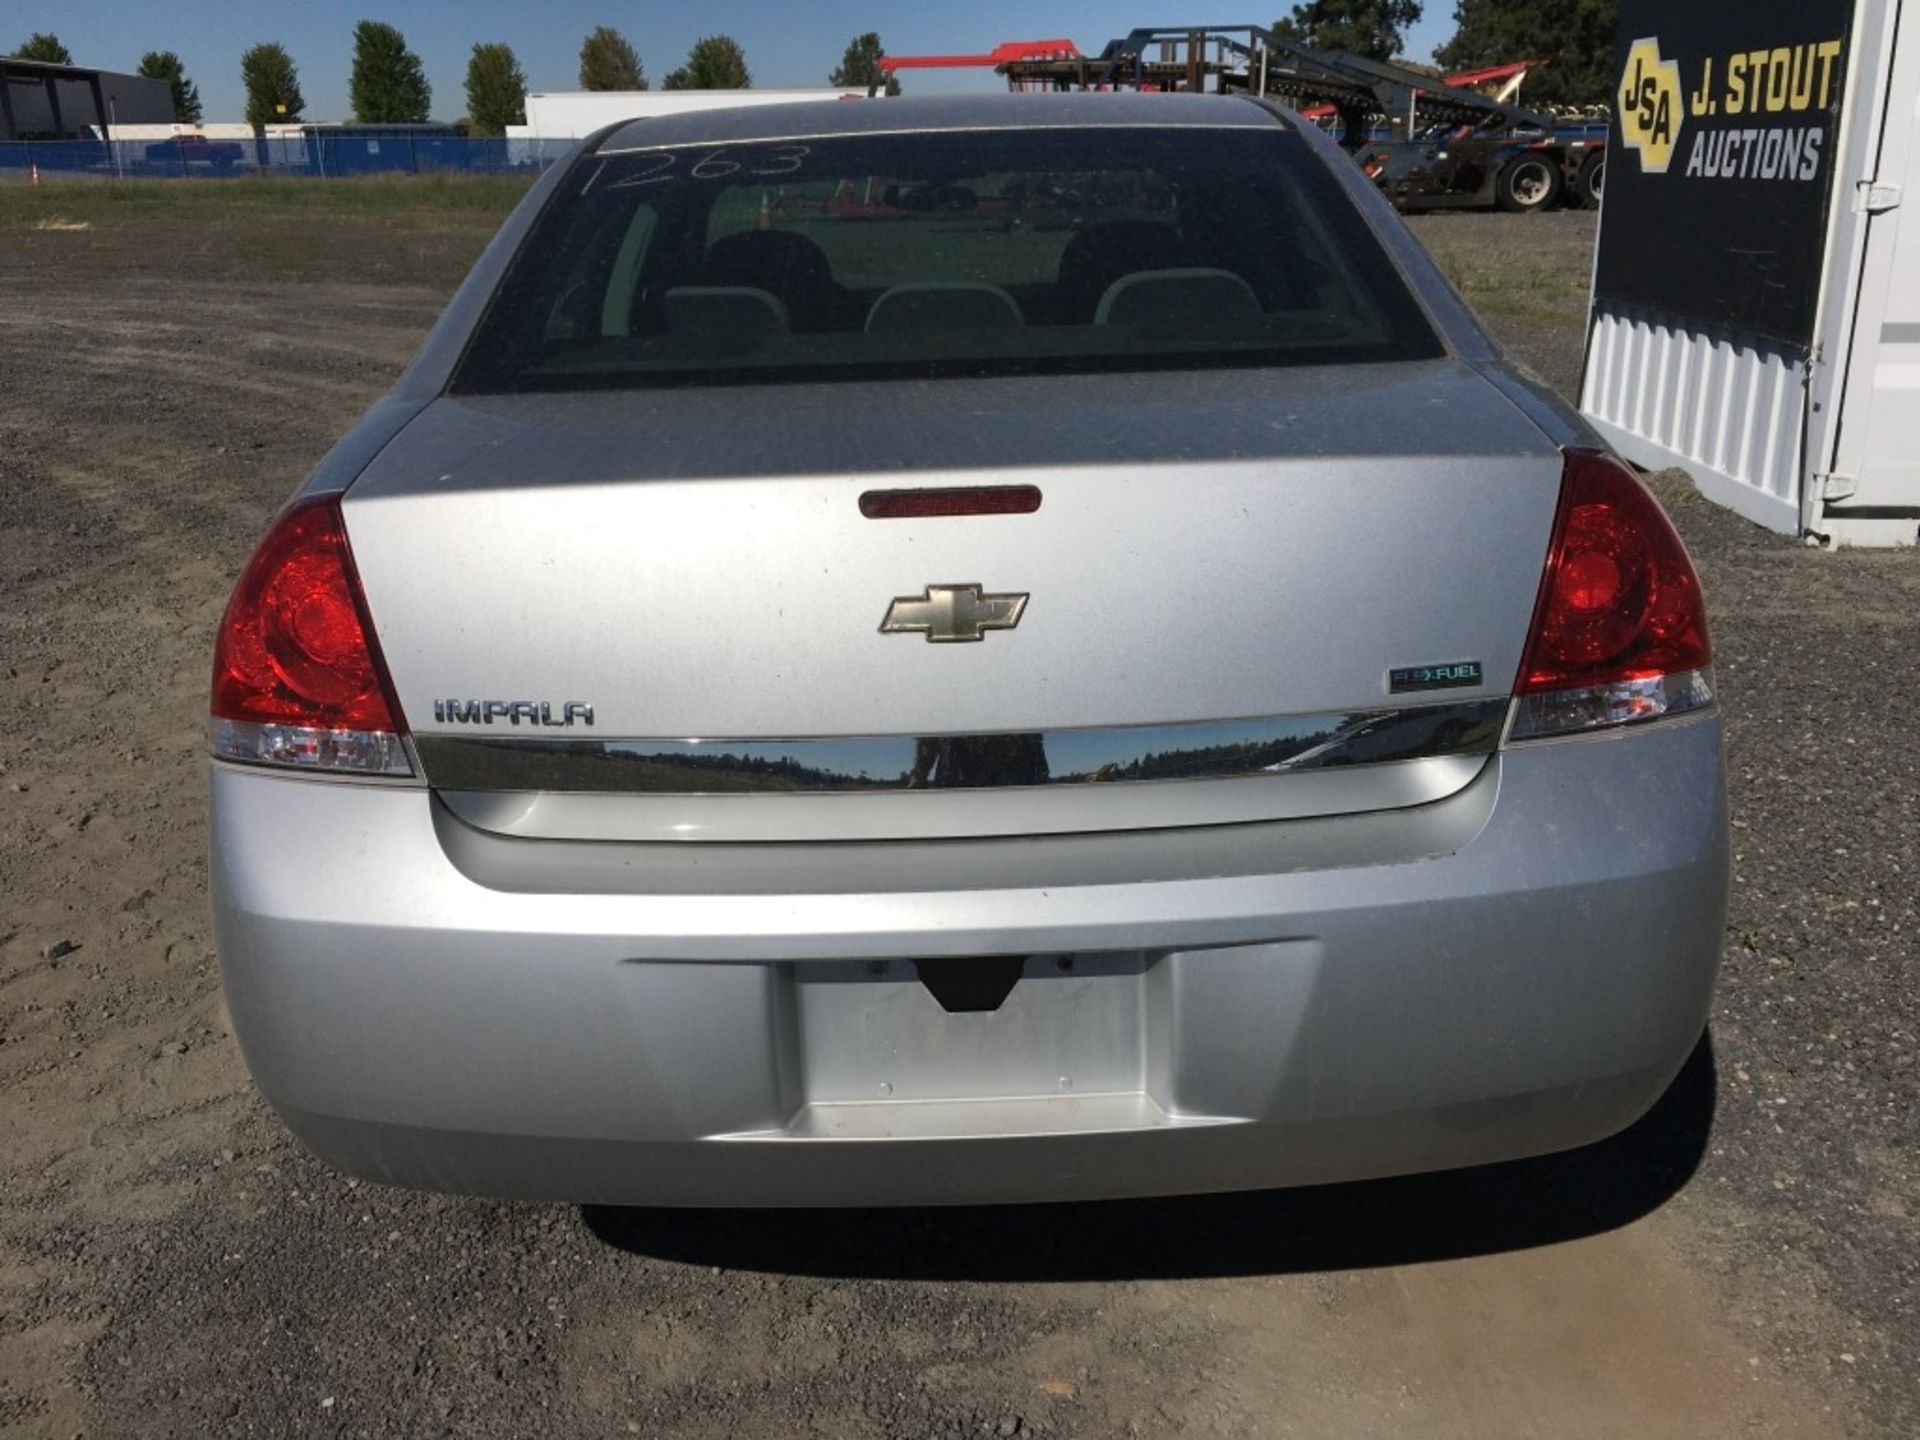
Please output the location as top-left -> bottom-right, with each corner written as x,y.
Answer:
1619,37 -> 1683,173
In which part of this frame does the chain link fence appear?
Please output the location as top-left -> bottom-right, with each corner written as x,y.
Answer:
0,134 -> 576,179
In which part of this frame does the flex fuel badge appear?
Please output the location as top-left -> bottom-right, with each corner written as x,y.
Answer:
1389,661 -> 1483,694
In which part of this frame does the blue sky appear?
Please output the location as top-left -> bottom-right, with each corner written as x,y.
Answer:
4,2 -> 1456,123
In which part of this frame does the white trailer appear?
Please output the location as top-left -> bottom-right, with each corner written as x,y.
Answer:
1581,0 -> 1919,546
93,122 -> 307,142
508,88 -> 867,143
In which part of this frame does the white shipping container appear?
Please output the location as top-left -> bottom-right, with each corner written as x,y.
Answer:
509,88 -> 868,143
1582,0 -> 1919,546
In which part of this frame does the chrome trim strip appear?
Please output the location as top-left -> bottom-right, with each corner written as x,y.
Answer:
437,755 -> 1490,845
413,699 -> 1507,796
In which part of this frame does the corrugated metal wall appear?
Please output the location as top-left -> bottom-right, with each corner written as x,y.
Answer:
1580,308 -> 1804,533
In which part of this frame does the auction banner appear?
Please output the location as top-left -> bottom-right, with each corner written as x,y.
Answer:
1595,0 -> 1856,349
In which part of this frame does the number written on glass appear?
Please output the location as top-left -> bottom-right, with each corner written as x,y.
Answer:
596,143 -> 812,192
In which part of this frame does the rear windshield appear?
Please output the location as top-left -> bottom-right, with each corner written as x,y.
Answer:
452,124 -> 1443,393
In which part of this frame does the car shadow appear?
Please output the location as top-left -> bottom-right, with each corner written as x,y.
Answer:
582,1031 -> 1716,1283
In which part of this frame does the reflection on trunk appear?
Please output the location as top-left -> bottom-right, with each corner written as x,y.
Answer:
410,700 -> 1508,796
909,735 -> 1050,789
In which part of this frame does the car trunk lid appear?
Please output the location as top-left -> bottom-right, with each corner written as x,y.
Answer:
342,360 -> 1560,841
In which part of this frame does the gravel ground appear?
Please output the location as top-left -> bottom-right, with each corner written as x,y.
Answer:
0,200 -> 1914,1439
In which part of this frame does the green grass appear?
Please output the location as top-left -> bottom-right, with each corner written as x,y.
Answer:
1,172 -> 1599,326
0,172 -> 536,223
0,172 -> 536,287
1412,227 -> 1592,330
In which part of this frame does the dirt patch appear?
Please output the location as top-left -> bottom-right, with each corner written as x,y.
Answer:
2,196 -> 1912,1439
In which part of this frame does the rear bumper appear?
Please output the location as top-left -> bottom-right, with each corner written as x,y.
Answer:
212,714 -> 1727,1206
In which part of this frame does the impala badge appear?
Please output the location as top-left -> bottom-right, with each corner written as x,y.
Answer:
881,584 -> 1028,643
431,699 -> 595,726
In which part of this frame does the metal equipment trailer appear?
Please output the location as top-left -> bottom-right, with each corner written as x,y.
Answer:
882,26 -> 1609,212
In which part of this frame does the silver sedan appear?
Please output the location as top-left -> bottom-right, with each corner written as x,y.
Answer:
209,94 -> 1725,1206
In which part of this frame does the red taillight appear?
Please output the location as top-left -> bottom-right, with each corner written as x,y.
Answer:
1519,449 -> 1710,693
1510,449 -> 1714,739
210,495 -> 411,775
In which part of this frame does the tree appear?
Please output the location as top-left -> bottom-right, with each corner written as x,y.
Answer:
829,32 -> 900,96
662,35 -> 751,90
578,25 -> 645,91
240,42 -> 305,127
1434,0 -> 1616,107
1272,0 -> 1422,60
349,19 -> 431,124
464,42 -> 526,136
11,33 -> 72,63
137,51 -> 203,123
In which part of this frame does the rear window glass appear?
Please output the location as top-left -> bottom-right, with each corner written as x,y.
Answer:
452,125 -> 1443,393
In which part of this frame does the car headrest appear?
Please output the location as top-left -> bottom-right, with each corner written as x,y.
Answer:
865,283 -> 1025,334
702,230 -> 838,302
662,287 -> 791,340
1095,268 -> 1264,332
1056,221 -> 1189,309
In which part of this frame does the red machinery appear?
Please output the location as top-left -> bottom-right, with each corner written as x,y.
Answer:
879,40 -> 1083,73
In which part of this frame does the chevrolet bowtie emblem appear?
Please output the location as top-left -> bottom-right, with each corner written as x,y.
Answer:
880,584 -> 1029,643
